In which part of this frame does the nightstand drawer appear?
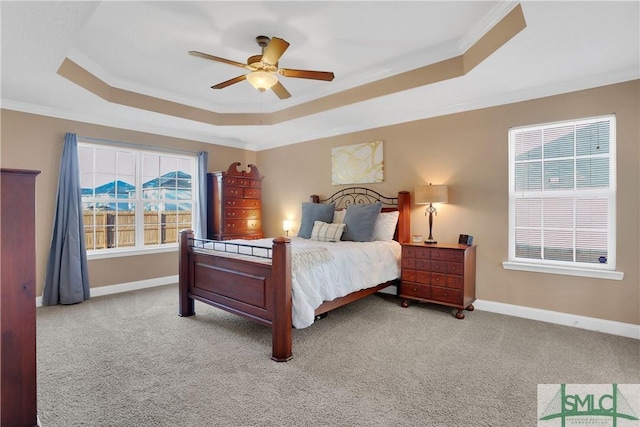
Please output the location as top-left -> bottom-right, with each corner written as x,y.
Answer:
431,286 -> 462,304
415,271 -> 430,284
447,262 -> 463,275
402,269 -> 416,282
415,259 -> 431,271
415,247 -> 431,259
431,260 -> 446,273
402,247 -> 417,258
446,275 -> 463,289
402,258 -> 416,269
430,273 -> 446,287
403,283 -> 431,300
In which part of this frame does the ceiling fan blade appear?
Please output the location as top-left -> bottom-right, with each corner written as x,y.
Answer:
278,68 -> 335,81
271,81 -> 291,99
189,51 -> 249,69
261,37 -> 290,66
211,74 -> 247,89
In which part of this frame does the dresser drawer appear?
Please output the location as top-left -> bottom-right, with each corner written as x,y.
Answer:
223,187 -> 261,199
225,198 -> 261,209
431,286 -> 462,305
243,188 -> 261,198
402,283 -> 431,300
224,209 -> 261,220
223,219 -> 261,233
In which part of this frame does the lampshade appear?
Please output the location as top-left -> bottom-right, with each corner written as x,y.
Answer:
415,184 -> 448,205
282,220 -> 292,231
246,71 -> 278,92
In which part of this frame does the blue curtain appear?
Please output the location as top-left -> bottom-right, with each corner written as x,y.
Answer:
42,133 -> 90,305
194,151 -> 208,240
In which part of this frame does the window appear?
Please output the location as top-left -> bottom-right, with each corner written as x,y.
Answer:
79,140 -> 196,256
504,115 -> 622,280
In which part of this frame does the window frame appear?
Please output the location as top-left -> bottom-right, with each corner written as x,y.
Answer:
78,139 -> 197,259
503,114 -> 623,280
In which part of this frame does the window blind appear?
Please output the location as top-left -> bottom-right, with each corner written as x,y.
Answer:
509,115 -> 615,269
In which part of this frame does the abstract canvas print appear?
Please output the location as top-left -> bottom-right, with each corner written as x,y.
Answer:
331,140 -> 383,185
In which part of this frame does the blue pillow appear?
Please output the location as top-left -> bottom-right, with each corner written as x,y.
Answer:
297,202 -> 336,239
341,202 -> 382,242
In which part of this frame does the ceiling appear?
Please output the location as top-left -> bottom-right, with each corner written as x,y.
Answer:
1,1 -> 638,151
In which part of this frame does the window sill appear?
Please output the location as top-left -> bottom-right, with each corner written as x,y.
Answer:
87,245 -> 178,260
502,261 -> 624,281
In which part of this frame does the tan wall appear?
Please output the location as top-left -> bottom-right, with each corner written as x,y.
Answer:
1,80 -> 637,325
0,110 -> 253,296
257,80 -> 640,325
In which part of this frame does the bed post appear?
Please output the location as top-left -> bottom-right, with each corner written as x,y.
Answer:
271,237 -> 293,362
178,229 -> 195,317
397,190 -> 410,244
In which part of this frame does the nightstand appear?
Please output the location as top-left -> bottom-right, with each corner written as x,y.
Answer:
399,243 -> 476,319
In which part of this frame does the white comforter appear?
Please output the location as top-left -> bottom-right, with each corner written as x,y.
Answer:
211,237 -> 401,328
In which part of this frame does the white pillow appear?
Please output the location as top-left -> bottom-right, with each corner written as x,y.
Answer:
332,209 -> 346,224
311,221 -> 346,242
372,211 -> 400,241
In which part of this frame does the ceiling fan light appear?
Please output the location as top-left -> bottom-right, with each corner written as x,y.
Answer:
246,70 -> 278,91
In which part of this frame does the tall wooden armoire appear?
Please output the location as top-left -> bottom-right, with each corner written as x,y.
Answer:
1,168 -> 40,427
207,162 -> 264,240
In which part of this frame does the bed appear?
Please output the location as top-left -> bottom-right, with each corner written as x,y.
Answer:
178,187 -> 410,361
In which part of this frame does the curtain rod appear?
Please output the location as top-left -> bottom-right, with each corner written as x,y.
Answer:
78,135 -> 200,156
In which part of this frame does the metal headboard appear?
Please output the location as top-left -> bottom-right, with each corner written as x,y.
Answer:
311,187 -> 398,209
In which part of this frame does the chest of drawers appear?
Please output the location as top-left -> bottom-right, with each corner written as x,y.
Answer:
208,162 -> 264,240
399,243 -> 476,319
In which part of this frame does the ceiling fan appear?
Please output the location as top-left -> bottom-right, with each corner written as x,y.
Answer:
189,35 -> 335,99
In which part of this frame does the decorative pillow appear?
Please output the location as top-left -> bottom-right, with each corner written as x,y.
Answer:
297,202 -> 336,239
332,209 -> 346,224
341,202 -> 382,242
310,221 -> 346,242
373,210 -> 400,241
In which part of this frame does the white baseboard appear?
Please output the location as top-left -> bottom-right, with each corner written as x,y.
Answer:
474,299 -> 640,340
377,284 -> 398,296
35,280 -> 638,340
35,275 -> 178,307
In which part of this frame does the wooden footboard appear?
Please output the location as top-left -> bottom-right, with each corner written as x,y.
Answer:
179,232 -> 293,362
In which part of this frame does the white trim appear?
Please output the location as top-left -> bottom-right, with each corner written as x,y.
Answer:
474,299 -> 639,339
35,275 -> 177,307
86,243 -> 179,260
377,284 -> 398,296
502,261 -> 624,280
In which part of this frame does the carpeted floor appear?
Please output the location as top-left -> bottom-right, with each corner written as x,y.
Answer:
36,284 -> 639,426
